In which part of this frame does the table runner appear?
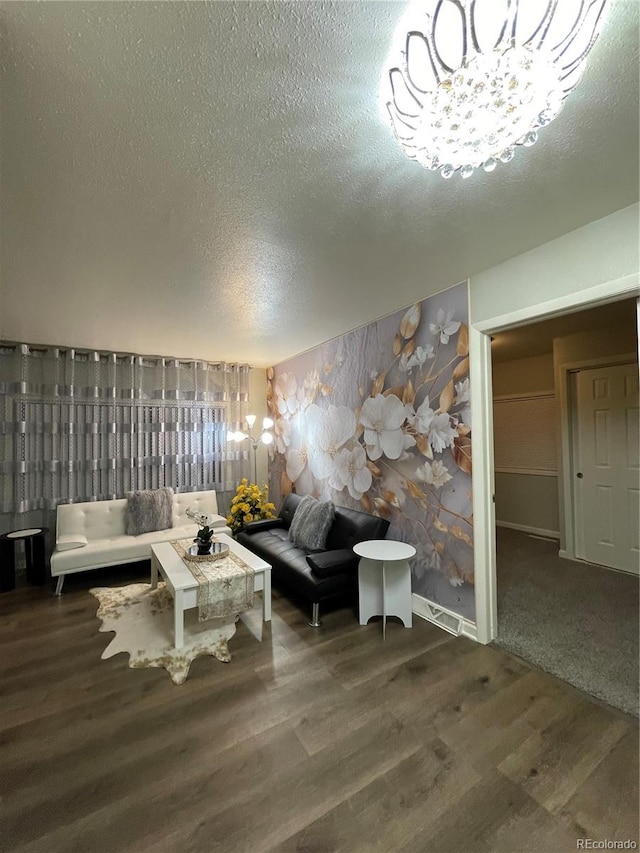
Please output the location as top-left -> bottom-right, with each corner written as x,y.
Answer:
171,538 -> 254,622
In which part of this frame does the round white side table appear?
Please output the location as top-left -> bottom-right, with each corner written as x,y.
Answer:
353,539 -> 416,638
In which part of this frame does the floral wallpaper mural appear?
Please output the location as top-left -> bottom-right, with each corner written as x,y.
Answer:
266,281 -> 474,621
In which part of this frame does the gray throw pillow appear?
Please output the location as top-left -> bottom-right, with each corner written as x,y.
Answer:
126,487 -> 174,536
288,495 -> 316,545
290,496 -> 335,551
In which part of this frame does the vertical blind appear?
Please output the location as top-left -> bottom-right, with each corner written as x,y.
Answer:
0,342 -> 250,534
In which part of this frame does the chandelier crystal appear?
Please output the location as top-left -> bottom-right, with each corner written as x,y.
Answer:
381,0 -> 610,178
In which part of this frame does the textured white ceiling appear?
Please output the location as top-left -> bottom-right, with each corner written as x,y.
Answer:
1,1 -> 638,367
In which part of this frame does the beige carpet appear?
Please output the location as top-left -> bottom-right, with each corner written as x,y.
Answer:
91,582 -> 238,684
494,528 -> 639,717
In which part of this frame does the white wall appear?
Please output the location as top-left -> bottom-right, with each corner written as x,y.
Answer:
492,353 -> 554,396
493,352 -> 559,536
494,473 -> 559,535
470,204 -> 639,325
249,367 -> 269,486
553,324 -> 638,370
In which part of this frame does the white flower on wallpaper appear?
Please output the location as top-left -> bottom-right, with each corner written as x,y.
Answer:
455,378 -> 472,427
297,369 -> 320,410
427,412 -> 458,454
399,344 -> 435,373
275,372 -> 299,416
360,394 -> 414,461
455,378 -> 470,405
308,405 -> 356,480
284,410 -> 311,482
407,397 -> 434,434
267,282 -> 474,620
331,445 -> 372,500
429,308 -> 461,345
407,398 -> 456,454
274,416 -> 291,455
416,459 -> 453,489
413,538 -> 442,572
378,468 -> 407,508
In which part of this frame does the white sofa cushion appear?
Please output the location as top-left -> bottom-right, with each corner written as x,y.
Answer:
173,490 -> 225,528
56,498 -> 129,541
51,525 -> 196,572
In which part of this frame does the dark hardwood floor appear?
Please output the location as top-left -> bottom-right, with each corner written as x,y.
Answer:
1,572 -> 638,853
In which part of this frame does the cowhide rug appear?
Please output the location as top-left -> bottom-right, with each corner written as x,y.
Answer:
90,582 -> 237,684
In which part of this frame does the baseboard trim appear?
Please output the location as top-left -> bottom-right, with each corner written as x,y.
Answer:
496,521 -> 560,539
412,593 -> 478,642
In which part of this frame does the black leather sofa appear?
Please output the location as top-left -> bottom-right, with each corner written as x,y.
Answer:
236,493 -> 390,626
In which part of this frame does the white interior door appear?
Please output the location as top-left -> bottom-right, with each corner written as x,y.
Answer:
573,362 -> 639,574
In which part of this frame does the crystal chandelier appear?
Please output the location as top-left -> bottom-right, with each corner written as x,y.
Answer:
381,0 -> 610,178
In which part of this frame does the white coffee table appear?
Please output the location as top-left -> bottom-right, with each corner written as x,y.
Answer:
150,533 -> 271,649
353,539 -> 416,638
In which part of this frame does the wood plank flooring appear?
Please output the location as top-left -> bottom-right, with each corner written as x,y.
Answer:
1,574 -> 638,853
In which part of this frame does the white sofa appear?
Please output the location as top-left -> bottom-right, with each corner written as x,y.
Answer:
51,490 -> 231,594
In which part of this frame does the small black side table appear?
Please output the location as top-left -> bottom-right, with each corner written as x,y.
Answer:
0,528 -> 49,591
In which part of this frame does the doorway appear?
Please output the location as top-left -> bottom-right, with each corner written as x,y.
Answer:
469,279 -> 639,645
485,301 -> 639,712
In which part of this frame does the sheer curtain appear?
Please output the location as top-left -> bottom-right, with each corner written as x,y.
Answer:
0,342 -> 250,536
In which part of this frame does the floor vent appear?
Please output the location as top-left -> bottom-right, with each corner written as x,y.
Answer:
418,601 -> 463,635
412,594 -> 477,640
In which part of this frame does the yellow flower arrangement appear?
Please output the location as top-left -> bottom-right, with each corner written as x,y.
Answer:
226,478 -> 276,535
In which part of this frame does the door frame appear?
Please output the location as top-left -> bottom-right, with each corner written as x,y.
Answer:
559,355 -> 637,562
470,273 -> 639,645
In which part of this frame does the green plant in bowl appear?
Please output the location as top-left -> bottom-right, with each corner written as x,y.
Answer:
197,525 -> 213,544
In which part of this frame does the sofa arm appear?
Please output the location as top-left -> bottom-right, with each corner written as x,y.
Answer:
56,533 -> 88,552
208,513 -> 230,530
307,549 -> 359,579
242,518 -> 285,534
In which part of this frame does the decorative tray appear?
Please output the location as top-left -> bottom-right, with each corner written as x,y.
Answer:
183,541 -> 230,563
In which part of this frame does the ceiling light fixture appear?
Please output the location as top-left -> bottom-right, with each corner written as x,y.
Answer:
381,0 -> 609,178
